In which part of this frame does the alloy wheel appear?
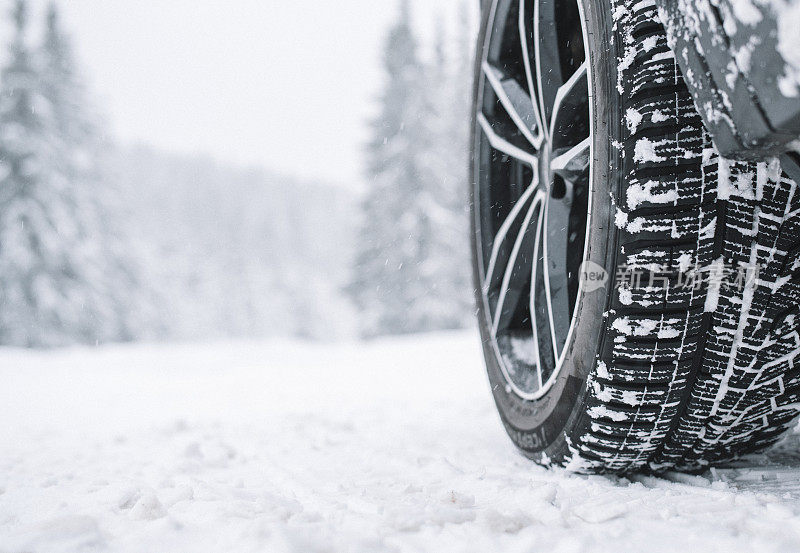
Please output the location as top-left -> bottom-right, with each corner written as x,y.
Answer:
474,0 -> 593,400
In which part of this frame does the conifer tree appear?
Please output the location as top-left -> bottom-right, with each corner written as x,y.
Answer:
426,8 -> 475,329
0,1 -> 140,346
41,2 -> 150,342
350,0 -> 436,336
350,0 -> 475,337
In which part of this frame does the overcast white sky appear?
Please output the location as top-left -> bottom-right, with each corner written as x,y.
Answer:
30,0 -> 474,187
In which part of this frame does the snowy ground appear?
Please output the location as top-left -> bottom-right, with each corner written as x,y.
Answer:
2,331 -> 800,552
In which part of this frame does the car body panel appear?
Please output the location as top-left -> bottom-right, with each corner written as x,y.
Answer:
655,0 -> 800,159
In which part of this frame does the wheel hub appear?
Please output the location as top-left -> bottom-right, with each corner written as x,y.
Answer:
538,143 -> 553,194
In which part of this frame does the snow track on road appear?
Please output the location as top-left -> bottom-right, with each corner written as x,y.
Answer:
1,332 -> 800,552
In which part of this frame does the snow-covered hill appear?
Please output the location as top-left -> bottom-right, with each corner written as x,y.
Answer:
113,145 -> 360,341
2,331 -> 800,552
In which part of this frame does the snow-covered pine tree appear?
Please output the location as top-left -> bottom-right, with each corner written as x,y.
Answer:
424,7 -> 475,330
350,0 -> 429,336
40,3 -> 145,343
0,1 -> 140,346
350,0 -> 472,337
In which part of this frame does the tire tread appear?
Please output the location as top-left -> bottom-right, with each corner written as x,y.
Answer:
565,0 -> 800,472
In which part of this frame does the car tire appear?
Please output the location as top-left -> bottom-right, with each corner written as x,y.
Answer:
471,0 -> 800,472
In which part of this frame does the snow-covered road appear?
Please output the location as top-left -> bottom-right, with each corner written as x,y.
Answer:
2,331 -> 800,552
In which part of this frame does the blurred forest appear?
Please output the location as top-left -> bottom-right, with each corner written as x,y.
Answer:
0,0 -> 474,347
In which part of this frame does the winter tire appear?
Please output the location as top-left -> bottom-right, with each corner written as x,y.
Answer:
471,0 -> 800,472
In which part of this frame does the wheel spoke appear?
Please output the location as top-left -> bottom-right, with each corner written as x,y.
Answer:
551,137 -> 590,184
484,180 -> 538,297
478,113 -> 538,167
518,0 -> 545,149
533,0 -> 563,136
483,61 -> 541,149
492,191 -> 545,336
543,193 -> 572,359
530,197 -> 555,380
549,62 -> 589,151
